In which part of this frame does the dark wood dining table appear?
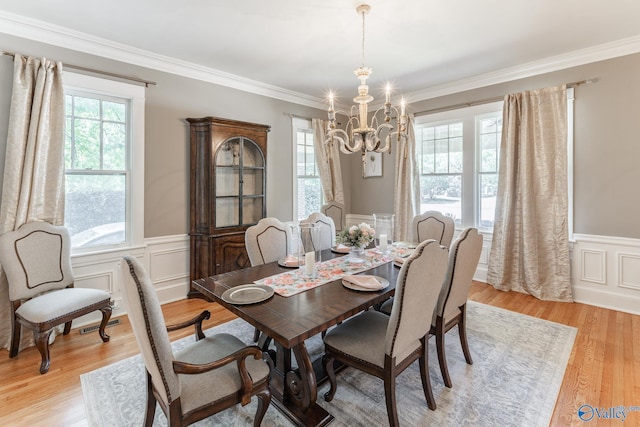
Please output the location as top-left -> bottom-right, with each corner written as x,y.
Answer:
191,249 -> 400,426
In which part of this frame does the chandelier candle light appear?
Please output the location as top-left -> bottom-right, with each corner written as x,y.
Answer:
326,4 -> 408,163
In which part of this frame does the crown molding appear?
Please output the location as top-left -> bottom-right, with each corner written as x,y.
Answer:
406,35 -> 640,103
2,10 -> 639,109
0,11 -> 326,109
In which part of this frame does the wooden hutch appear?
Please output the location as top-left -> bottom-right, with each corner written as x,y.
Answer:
187,116 -> 269,298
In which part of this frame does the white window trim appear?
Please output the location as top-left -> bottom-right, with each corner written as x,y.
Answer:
416,90 -> 575,238
415,101 -> 503,230
291,117 -> 312,222
64,72 -> 145,254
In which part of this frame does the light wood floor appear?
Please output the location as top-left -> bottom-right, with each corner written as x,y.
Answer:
0,281 -> 637,426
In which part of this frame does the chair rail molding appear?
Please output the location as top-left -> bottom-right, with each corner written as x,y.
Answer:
68,229 -> 640,330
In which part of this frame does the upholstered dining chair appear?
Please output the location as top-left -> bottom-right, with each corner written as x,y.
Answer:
322,240 -> 449,426
300,212 -> 336,250
119,256 -> 272,427
245,217 -> 291,341
431,227 -> 483,388
411,210 -> 455,248
245,217 -> 292,266
321,201 -> 346,233
0,221 -> 112,374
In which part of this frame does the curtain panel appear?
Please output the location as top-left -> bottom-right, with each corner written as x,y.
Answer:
0,54 -> 66,350
487,85 -> 572,302
312,118 -> 344,204
393,114 -> 420,242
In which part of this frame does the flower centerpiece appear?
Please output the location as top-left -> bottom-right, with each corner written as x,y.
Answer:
337,223 -> 375,259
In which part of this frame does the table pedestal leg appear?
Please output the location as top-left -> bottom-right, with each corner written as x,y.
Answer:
269,341 -> 333,426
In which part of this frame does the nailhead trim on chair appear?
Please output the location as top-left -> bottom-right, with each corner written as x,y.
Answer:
437,228 -> 472,316
124,257 -> 174,403
388,241 -> 432,357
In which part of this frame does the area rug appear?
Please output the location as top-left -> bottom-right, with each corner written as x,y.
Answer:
81,301 -> 576,426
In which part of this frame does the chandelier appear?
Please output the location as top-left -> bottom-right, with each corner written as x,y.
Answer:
325,4 -> 408,156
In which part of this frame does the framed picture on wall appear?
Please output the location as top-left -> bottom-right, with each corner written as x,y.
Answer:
363,151 -> 383,178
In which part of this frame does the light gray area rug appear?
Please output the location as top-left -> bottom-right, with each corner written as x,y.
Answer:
81,301 -> 576,426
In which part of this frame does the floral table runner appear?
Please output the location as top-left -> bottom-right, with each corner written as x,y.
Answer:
254,249 -> 395,297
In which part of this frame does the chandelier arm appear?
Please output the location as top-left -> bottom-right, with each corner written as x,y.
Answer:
374,123 -> 393,152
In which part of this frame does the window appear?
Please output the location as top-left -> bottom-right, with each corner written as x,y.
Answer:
292,118 -> 323,221
63,73 -> 145,251
415,101 -> 503,230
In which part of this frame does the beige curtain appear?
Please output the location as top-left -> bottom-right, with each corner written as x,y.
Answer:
487,85 -> 572,302
393,114 -> 420,241
312,118 -> 344,204
0,55 -> 66,350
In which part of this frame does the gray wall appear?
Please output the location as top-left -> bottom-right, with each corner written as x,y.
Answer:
345,53 -> 640,239
1,32 -> 640,240
0,33 -> 326,238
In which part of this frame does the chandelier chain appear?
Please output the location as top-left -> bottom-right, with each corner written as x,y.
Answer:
361,9 -> 366,68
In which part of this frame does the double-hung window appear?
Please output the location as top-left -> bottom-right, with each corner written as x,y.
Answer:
63,73 -> 145,251
292,118 -> 323,221
415,101 -> 503,230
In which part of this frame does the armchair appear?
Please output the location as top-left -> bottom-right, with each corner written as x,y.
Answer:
120,256 -> 272,426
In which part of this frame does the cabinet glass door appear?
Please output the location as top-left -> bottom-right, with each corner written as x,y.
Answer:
215,136 -> 265,228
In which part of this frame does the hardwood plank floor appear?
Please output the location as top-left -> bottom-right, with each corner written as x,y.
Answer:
0,282 -> 637,426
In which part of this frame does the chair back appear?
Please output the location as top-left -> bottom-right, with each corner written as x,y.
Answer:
0,221 -> 74,301
321,201 -> 346,233
436,228 -> 483,322
411,211 -> 455,248
245,217 -> 291,266
385,240 -> 448,359
300,212 -> 336,250
119,256 -> 179,406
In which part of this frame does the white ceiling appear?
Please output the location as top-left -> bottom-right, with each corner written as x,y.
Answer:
1,0 -> 640,106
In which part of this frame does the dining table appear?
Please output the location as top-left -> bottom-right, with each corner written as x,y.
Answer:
191,248 -> 401,426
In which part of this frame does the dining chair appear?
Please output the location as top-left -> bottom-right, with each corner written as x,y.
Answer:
300,212 -> 336,250
245,217 -> 291,341
431,227 -> 483,388
245,217 -> 292,266
322,240 -> 449,426
411,210 -> 455,248
119,256 -> 272,427
0,221 -> 112,374
321,201 -> 346,233
377,211 -> 455,316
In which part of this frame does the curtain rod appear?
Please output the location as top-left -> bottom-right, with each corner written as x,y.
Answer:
414,78 -> 596,117
1,50 -> 157,87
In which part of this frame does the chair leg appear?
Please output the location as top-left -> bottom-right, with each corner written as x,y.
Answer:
323,355 -> 337,402
383,366 -> 400,427
144,371 -> 157,427
458,305 -> 473,365
435,316 -> 453,388
63,321 -> 72,335
9,315 -> 21,358
98,306 -> 112,342
34,329 -> 54,374
419,338 -> 437,410
253,389 -> 271,427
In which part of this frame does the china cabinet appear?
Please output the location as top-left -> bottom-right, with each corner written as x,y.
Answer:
187,116 -> 269,297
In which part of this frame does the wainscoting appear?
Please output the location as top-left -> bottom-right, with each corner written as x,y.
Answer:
571,233 -> 640,315
69,226 -> 640,329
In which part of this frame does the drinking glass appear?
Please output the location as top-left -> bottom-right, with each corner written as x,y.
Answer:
373,213 -> 394,255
